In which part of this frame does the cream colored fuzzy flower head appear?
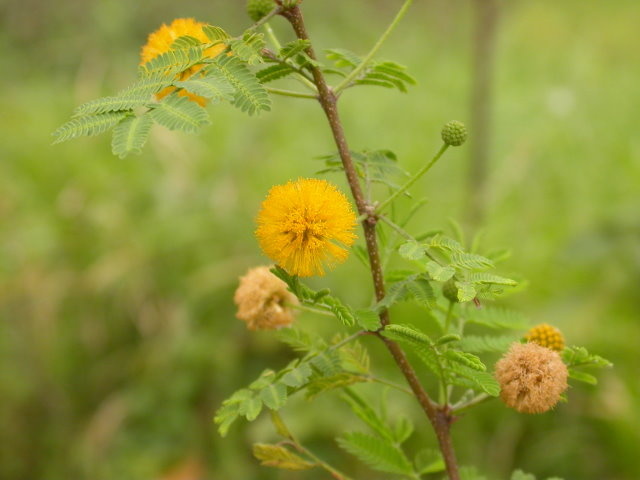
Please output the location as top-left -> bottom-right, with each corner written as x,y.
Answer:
495,342 -> 568,414
234,266 -> 298,331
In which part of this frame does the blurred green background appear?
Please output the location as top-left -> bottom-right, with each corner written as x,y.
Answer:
1,0 -> 639,479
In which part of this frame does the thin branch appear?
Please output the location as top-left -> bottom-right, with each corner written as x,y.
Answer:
280,5 -> 460,479
266,87 -> 317,99
334,0 -> 414,94
377,143 -> 449,213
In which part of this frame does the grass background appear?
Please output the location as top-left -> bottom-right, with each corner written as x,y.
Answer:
1,0 -> 638,479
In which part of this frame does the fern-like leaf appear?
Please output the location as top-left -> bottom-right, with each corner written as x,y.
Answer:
253,444 -> 315,470
230,33 -> 265,65
464,307 -> 528,330
337,432 -> 413,475
256,64 -> 295,84
173,73 -> 234,102
139,46 -> 204,77
149,95 -> 210,133
457,335 -> 517,353
52,111 -> 128,144
206,55 -> 271,115
110,114 -> 154,158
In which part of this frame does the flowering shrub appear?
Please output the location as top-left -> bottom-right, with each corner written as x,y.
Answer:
53,1 -> 611,479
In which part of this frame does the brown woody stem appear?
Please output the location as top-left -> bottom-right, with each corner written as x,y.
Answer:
280,5 -> 460,480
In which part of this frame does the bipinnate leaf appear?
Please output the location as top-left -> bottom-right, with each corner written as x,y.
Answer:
451,252 -> 495,270
455,281 -> 477,302
355,308 -> 381,330
259,382 -> 287,410
279,39 -> 312,59
207,55 -> 271,115
425,260 -> 455,282
398,240 -> 425,260
53,112 -> 129,144
150,95 -> 210,133
281,362 -> 312,388
202,25 -> 230,43
253,444 -> 315,470
111,114 -> 153,158
341,390 -> 395,442
337,432 -> 413,475
230,32 -> 265,64
173,72 -> 234,103
139,46 -> 204,77
256,64 -> 295,84
457,335 -> 517,353
464,306 -> 528,330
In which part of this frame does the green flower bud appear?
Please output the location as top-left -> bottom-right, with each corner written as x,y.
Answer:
441,120 -> 467,147
247,0 -> 276,22
442,279 -> 459,303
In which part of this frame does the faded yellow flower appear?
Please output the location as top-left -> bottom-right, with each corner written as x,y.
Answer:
140,18 -> 226,106
234,266 -> 298,331
495,342 -> 568,414
256,178 -> 357,277
525,323 -> 565,352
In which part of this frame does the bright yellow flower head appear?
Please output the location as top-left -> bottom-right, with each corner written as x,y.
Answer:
140,18 -> 226,106
525,323 -> 565,352
256,179 -> 358,277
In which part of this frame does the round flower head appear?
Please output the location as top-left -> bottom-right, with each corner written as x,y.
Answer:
256,178 -> 357,277
140,18 -> 226,106
441,120 -> 467,147
234,266 -> 298,331
495,342 -> 568,414
525,323 -> 565,352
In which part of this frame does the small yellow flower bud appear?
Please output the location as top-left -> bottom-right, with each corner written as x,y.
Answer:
525,323 -> 565,352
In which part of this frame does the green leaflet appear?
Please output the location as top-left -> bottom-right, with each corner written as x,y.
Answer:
444,350 -> 486,372
281,362 -> 313,388
110,114 -> 154,158
464,306 -> 528,330
207,55 -> 270,115
149,94 -> 210,133
202,25 -> 230,43
425,260 -> 455,282
341,390 -> 396,442
457,335 -> 517,353
170,35 -> 202,49
253,444 -> 315,470
260,382 -> 287,410
337,432 -> 414,476
305,372 -> 367,400
256,64 -> 295,84
275,327 -> 326,353
173,71 -> 234,102
450,252 -> 495,270
72,76 -> 170,117
354,308 -> 381,331
455,281 -> 477,302
280,39 -> 312,59
52,111 -> 129,144
447,364 -> 500,396
398,240 -> 425,260
229,32 -> 265,65
139,46 -> 204,77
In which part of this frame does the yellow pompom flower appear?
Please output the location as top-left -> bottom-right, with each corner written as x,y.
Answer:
525,323 -> 565,352
140,18 -> 226,106
256,178 -> 358,277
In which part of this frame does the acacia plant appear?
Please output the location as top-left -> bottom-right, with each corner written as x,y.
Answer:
53,1 -> 611,478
